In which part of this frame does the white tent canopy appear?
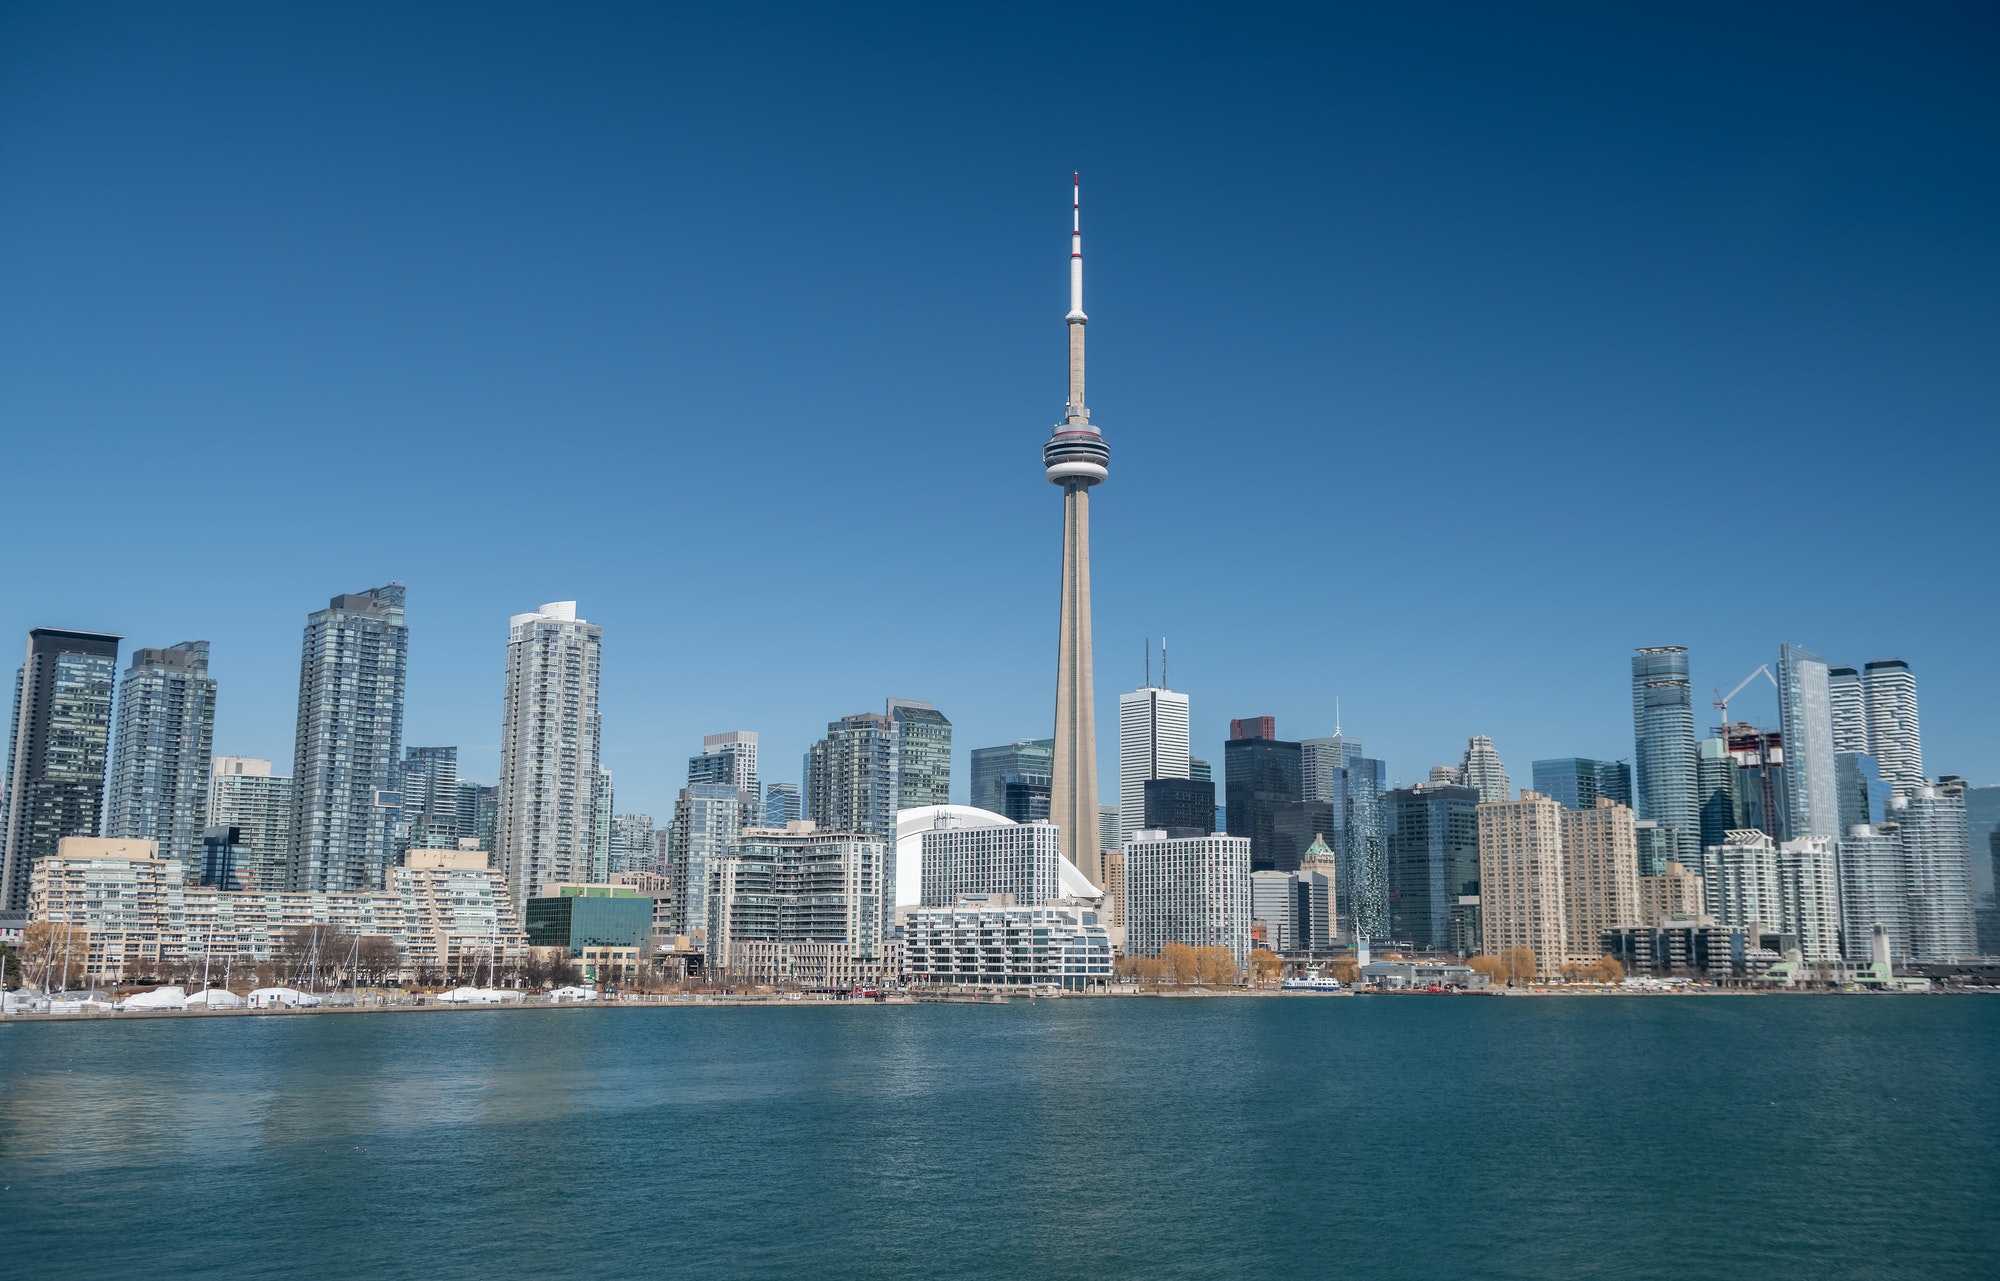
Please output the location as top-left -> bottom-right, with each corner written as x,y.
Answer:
247,987 -> 320,1008
120,986 -> 187,1011
185,988 -> 245,1009
438,987 -> 521,1004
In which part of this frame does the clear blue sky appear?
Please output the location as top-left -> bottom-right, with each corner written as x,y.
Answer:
2,3 -> 1995,820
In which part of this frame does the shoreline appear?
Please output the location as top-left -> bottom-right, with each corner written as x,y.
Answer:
5,984 -> 1983,1024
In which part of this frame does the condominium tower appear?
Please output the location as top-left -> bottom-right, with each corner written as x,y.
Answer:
495,601 -> 603,911
1776,643 -> 1839,841
104,641 -> 216,871
207,757 -> 293,892
288,585 -> 408,892
888,699 -> 953,809
1,628 -> 121,912
1631,646 -> 1698,861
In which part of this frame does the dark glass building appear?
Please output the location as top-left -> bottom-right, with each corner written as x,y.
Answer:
1143,777 -> 1216,838
1,628 -> 122,912
1001,773 -> 1052,823
1224,735 -> 1302,872
969,739 -> 1054,815
525,888 -> 656,954
1530,758 -> 1632,811
1384,785 -> 1480,952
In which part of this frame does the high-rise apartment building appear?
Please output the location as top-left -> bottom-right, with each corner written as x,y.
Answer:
495,601 -> 602,911
1457,736 -> 1511,805
1861,659 -> 1922,794
1828,667 -> 1867,753
1835,752 -> 1892,833
762,782 -> 801,828
2,629 -> 121,912
1119,684 -> 1190,848
1632,646 -> 1698,862
667,782 -> 755,938
1559,799 -> 1641,968
207,757 -> 293,892
1725,723 -> 1787,837
1888,783 -> 1976,960
458,782 -> 498,861
1838,824 -> 1911,963
919,821 -> 1065,907
707,822 -> 888,987
1123,831 -> 1251,963
1342,756 -> 1388,942
1476,791 -> 1567,977
1703,829 -> 1842,961
611,812 -> 656,876
1530,758 -> 1632,811
591,768 -> 614,882
969,739 -> 1053,816
397,746 -> 460,852
805,713 -> 898,845
1695,738 -> 1738,856
1098,804 -> 1119,855
289,585 -> 408,893
887,699 -> 952,810
1776,643 -> 1839,841
689,731 -> 759,793
104,641 -> 215,872
1383,783 -> 1480,953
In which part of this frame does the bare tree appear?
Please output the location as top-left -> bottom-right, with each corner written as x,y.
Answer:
354,935 -> 402,987
18,921 -> 91,991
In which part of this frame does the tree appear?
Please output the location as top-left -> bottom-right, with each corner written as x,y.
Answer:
354,935 -> 403,987
1332,958 -> 1361,984
272,924 -> 353,990
1196,946 -> 1240,986
1162,942 -> 1199,986
1468,955 -> 1509,987
1591,956 -> 1625,984
18,920 -> 91,991
1500,946 -> 1540,985
1247,949 -> 1282,986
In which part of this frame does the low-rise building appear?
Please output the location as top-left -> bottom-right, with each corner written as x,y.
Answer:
901,894 -> 1113,991
526,882 -> 655,984
707,822 -> 890,989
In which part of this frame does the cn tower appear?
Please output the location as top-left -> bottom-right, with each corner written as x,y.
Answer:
1044,174 -> 1110,893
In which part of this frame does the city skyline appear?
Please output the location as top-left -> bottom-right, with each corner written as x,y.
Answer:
2,7 -> 1996,821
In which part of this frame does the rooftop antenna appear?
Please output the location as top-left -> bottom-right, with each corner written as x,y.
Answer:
1335,697 -> 1343,737
1162,636 -> 1168,689
1145,637 -> 1151,689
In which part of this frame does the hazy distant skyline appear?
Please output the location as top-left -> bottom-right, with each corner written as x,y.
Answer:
2,5 -> 1995,817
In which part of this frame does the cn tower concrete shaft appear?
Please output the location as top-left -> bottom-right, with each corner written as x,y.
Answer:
1043,176 -> 1109,893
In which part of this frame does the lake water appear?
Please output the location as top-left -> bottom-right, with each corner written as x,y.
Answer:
1,996 -> 1995,1279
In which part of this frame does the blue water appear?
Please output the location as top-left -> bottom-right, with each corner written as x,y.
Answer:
1,997 -> 1995,1279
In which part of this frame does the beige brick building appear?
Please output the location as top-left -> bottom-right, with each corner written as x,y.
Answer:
1476,792 -> 1567,977
1559,798 -> 1641,966
1639,860 -> 1707,925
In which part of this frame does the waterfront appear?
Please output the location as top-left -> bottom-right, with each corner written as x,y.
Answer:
2,999 -> 1995,1279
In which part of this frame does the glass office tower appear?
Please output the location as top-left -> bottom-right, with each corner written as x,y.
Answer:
1631,646 -> 1698,861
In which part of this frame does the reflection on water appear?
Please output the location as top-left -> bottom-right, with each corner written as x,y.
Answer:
1,1000 -> 1996,1281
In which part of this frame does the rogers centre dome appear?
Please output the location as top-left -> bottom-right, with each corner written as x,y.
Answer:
894,806 -> 1104,907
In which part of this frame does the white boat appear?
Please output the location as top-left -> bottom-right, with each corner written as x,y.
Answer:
438,986 -> 522,1005
120,986 -> 188,1011
547,985 -> 599,1002
247,986 -> 321,1009
1281,969 -> 1343,993
185,988 -> 246,1009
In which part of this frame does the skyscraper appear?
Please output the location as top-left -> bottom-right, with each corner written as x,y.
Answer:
1143,777 -> 1215,837
1861,659 -> 1923,794
1559,799 -> 1641,969
1223,725 -> 1301,873
1889,783 -> 1976,960
1457,735 -> 1512,805
1631,646 -> 1698,862
969,739 -> 1053,816
667,782 -> 755,937
1695,738 -> 1738,856
591,768 -> 614,882
495,601 -> 603,910
887,699 -> 953,810
207,756 -> 292,892
689,731 -> 759,793
1838,824 -> 1910,963
1119,684 -> 1190,848
762,782 -> 801,827
104,641 -> 216,872
1300,734 -> 1363,810
1,628 -> 121,912
1044,175 -> 1110,894
804,713 -> 898,844
1384,783 -> 1480,952
1529,758 -> 1632,811
1828,667 -> 1866,752
289,585 -> 408,892
1777,642 -> 1839,841
1477,791 -> 1567,978
611,812 -> 656,876
398,746 -> 461,852
1342,756 -> 1388,941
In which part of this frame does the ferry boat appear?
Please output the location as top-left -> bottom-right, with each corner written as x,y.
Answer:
1281,968 -> 1343,993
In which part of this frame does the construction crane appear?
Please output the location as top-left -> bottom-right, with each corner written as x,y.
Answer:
1713,665 -> 1778,735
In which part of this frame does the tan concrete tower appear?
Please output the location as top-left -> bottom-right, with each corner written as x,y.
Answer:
1044,175 -> 1110,891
